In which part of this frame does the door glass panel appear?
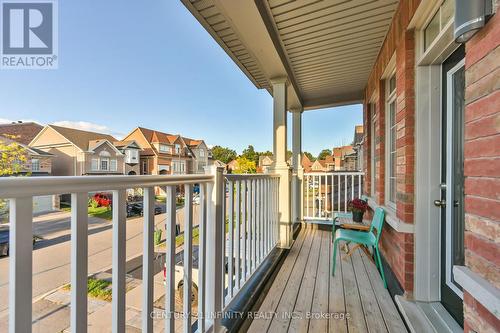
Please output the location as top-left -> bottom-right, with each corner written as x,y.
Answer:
451,66 -> 465,271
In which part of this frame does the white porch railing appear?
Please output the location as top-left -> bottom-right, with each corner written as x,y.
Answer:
303,172 -> 364,222
0,168 -> 280,333
223,174 -> 280,306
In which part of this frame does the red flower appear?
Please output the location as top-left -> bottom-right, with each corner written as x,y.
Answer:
347,198 -> 368,213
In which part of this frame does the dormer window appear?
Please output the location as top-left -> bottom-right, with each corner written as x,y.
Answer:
175,144 -> 181,154
159,144 -> 169,152
199,149 -> 205,157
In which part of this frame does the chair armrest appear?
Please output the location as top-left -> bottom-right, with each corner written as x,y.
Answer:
339,224 -> 370,231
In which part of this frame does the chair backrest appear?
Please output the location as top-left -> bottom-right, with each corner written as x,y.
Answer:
369,207 -> 385,241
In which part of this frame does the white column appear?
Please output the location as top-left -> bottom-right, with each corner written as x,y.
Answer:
204,165 -> 224,330
270,77 -> 292,249
291,108 -> 303,225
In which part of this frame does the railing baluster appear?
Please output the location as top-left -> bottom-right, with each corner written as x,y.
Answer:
351,174 -> 355,200
358,174 -> 362,198
112,189 -> 127,333
242,180 -> 247,281
9,197 -> 33,333
235,180 -> 241,291
252,179 -> 257,272
344,174 -> 348,212
258,178 -> 263,263
165,185 -> 176,333
183,184 -> 193,332
142,188 -> 154,333
228,181 -> 234,299
330,175 -> 334,218
337,175 -> 340,212
71,193 -> 88,333
198,183 -> 207,333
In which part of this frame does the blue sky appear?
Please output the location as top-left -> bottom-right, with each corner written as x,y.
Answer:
0,0 -> 362,156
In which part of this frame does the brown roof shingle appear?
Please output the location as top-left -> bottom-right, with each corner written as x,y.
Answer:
0,122 -> 43,145
49,125 -> 118,151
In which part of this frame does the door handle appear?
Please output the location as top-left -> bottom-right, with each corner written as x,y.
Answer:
434,199 -> 446,208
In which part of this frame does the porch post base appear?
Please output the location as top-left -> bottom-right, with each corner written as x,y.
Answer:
271,164 -> 293,249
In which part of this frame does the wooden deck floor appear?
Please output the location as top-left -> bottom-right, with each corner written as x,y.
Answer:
247,227 -> 407,333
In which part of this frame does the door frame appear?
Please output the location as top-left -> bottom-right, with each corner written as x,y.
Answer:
412,0 -> 462,303
444,58 -> 465,300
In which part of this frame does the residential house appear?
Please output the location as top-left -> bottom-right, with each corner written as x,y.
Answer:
310,159 -> 327,172
29,125 -> 127,176
353,125 -> 364,171
257,155 -> 273,173
183,137 -> 211,174
0,122 -> 58,213
0,121 -> 43,145
332,145 -> 355,171
301,154 -> 313,173
113,140 -> 142,175
123,127 -> 211,175
226,159 -> 239,173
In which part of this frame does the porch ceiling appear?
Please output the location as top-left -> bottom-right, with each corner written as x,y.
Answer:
182,0 -> 398,110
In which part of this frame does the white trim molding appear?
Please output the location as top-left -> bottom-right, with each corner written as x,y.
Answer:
366,196 -> 415,233
453,266 -> 500,319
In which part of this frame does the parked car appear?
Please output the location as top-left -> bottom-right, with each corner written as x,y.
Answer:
0,224 -> 42,257
126,203 -> 162,217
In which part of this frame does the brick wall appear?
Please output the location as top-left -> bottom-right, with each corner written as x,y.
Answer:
363,0 -> 419,294
463,6 -> 500,333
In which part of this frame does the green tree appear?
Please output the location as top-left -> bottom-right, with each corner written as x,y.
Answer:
233,156 -> 256,174
303,151 -> 316,162
317,149 -> 332,161
241,145 -> 259,164
0,136 -> 28,176
0,136 -> 29,222
211,145 -> 237,164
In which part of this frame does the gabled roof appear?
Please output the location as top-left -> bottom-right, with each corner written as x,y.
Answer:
47,125 -> 118,151
113,140 -> 141,149
0,122 -> 43,145
0,135 -> 53,157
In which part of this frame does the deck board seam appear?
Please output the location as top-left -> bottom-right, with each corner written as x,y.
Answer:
265,228 -> 309,333
360,249 -> 391,332
283,228 -> 317,332
305,229 -> 325,333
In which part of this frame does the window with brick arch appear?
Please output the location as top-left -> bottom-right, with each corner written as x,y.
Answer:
385,73 -> 397,208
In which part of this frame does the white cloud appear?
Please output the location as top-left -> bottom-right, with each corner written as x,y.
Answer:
52,121 -> 125,139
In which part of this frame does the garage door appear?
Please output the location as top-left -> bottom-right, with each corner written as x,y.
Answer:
33,195 -> 54,214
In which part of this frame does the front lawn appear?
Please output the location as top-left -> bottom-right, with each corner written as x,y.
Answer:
60,203 -> 112,220
63,277 -> 112,301
88,206 -> 112,220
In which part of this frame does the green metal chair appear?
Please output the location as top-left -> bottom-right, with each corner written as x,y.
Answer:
331,207 -> 387,288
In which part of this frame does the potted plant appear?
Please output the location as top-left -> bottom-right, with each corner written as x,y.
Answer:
347,198 -> 368,223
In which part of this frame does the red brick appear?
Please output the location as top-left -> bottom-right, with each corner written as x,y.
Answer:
464,158 -> 500,177
464,292 -> 500,332
465,231 -> 500,266
464,134 -> 500,158
465,177 -> 500,200
465,89 -> 500,123
465,9 -> 500,68
465,213 -> 500,243
465,113 -> 500,140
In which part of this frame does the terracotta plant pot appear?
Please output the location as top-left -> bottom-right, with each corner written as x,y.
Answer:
352,211 -> 364,223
